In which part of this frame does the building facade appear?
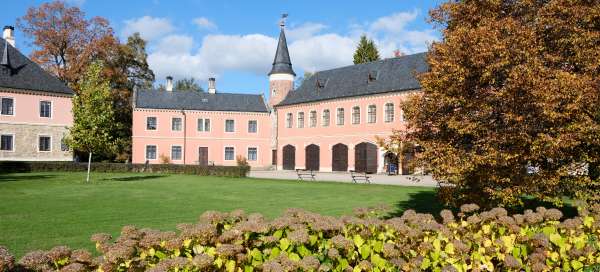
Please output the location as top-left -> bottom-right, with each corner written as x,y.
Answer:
132,24 -> 427,173
0,26 -> 74,161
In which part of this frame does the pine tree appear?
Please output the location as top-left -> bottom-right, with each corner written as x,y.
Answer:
353,35 -> 380,64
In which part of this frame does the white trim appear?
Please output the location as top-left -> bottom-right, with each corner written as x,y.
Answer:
367,104 -> 377,124
145,144 -> 158,160
0,121 -> 70,127
134,108 -> 269,116
170,145 -> 183,161
145,116 -> 158,131
274,89 -> 418,109
224,146 -> 235,161
247,119 -> 259,134
336,107 -> 345,126
296,111 -> 305,128
285,112 -> 293,128
171,117 -> 183,132
269,73 -> 295,81
0,133 -> 15,152
308,110 -> 317,128
37,134 -> 52,152
224,119 -> 235,133
1,96 -> 15,116
321,109 -> 330,127
384,102 -> 395,123
39,100 -> 52,119
351,105 -> 361,125
133,135 -> 271,141
247,146 -> 258,161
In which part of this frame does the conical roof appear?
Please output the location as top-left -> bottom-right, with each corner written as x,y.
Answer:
268,28 -> 295,76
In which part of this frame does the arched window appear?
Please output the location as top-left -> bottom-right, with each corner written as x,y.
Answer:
385,103 -> 394,123
352,106 -> 360,124
309,110 -> 317,127
322,109 -> 330,127
336,108 -> 345,126
368,105 -> 376,123
286,113 -> 293,128
297,112 -> 305,128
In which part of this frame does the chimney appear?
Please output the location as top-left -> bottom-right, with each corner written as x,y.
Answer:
208,77 -> 216,94
3,26 -> 15,48
166,76 -> 173,92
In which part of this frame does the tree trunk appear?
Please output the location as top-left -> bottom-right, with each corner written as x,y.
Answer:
86,152 -> 92,183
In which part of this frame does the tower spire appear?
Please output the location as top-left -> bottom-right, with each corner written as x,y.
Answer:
269,14 -> 295,76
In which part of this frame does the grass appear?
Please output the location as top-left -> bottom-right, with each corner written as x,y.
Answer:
0,172 -> 439,257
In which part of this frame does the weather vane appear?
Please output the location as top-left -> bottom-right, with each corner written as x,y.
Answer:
279,13 -> 288,28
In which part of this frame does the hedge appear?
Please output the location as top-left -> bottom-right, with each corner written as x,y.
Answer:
0,161 -> 250,178
1,205 -> 600,271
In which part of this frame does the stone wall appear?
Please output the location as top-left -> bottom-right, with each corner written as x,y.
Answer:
0,123 -> 72,161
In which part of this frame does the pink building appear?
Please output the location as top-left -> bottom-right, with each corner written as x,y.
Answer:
132,24 -> 427,173
0,26 -> 74,161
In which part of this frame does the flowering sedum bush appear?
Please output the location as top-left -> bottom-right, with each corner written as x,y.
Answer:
1,205 -> 600,271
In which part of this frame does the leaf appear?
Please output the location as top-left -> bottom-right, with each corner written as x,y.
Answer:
571,260 -> 583,270
244,265 -> 254,272
226,260 -> 236,272
354,235 -> 365,248
288,253 -> 301,261
583,216 -> 594,228
280,238 -> 290,251
445,242 -> 455,255
420,257 -> 431,270
360,245 -> 371,259
274,230 -> 283,239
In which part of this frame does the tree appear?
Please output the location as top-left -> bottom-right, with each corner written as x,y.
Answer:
17,1 -> 116,87
294,71 -> 314,89
353,35 -> 380,64
66,61 -> 117,182
174,77 -> 203,92
400,0 -> 600,208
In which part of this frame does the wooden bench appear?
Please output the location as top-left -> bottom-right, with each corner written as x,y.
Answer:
296,169 -> 316,181
350,170 -> 371,184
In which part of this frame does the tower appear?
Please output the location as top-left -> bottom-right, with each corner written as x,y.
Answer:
268,15 -> 295,108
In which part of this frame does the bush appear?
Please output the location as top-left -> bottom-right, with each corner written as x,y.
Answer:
1,205 -> 599,271
0,161 -> 250,178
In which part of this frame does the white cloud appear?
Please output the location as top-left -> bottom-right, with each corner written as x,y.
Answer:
155,35 -> 194,54
121,16 -> 175,41
192,17 -> 217,30
369,10 -> 419,34
286,22 -> 327,41
289,34 -> 356,72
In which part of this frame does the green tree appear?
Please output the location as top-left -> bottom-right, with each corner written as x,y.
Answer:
353,35 -> 380,64
66,61 -> 117,182
399,0 -> 600,208
174,77 -> 203,92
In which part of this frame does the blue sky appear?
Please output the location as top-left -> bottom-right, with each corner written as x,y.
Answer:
3,0 -> 444,95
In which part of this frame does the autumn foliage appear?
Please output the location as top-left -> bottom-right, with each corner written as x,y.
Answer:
400,0 -> 600,208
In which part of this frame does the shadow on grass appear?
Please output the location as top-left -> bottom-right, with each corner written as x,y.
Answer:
102,175 -> 167,182
0,174 -> 57,183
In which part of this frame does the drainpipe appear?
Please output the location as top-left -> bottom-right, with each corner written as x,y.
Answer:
181,109 -> 187,165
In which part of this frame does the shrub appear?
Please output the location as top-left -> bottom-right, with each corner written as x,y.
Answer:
159,154 -> 171,164
0,161 -> 250,178
236,155 -> 249,167
2,205 -> 600,271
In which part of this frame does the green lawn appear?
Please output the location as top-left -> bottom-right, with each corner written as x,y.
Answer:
0,172 -> 438,257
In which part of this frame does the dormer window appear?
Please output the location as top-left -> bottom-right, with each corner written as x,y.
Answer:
316,78 -> 327,88
368,70 -> 379,82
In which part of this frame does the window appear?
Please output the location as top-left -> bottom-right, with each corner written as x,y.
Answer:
322,110 -> 330,127
1,97 -> 14,115
38,136 -> 51,152
197,118 -> 211,132
309,111 -> 317,127
297,112 -> 304,128
286,113 -> 293,128
40,101 -> 51,118
197,118 -> 204,131
146,117 -> 157,130
224,147 -> 235,160
204,119 -> 211,132
225,120 -> 235,132
385,103 -> 395,122
172,117 -> 182,131
171,146 -> 182,160
336,108 -> 345,126
248,120 -> 257,133
146,145 -> 157,160
352,106 -> 360,124
1,135 -> 13,151
247,147 -> 257,161
368,105 -> 377,123
60,137 -> 69,151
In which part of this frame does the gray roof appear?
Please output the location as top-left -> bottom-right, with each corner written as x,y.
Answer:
0,38 -> 73,95
268,28 -> 295,76
276,52 -> 428,107
135,89 -> 269,113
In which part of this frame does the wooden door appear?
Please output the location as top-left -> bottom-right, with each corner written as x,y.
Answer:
282,145 -> 295,170
355,142 -> 378,173
272,150 -> 277,165
198,147 -> 208,166
332,143 -> 348,171
305,144 -> 320,171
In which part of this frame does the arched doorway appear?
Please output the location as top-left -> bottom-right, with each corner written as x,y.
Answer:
355,142 -> 378,173
384,152 -> 399,175
282,145 -> 296,170
332,143 -> 348,171
305,144 -> 320,171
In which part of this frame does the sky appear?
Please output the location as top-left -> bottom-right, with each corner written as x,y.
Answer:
2,0 -> 444,96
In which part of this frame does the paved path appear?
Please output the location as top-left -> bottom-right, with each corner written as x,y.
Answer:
248,170 -> 438,187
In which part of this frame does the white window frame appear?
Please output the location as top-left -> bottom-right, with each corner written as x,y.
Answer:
225,119 -> 235,133
352,106 -> 361,125
385,102 -> 395,123
170,145 -> 182,161
309,110 -> 317,127
38,135 -> 52,152
39,100 -> 52,118
247,147 -> 258,161
204,118 -> 211,132
297,111 -> 304,128
197,118 -> 204,132
171,117 -> 182,131
224,146 -> 235,161
146,116 -> 158,131
368,104 -> 377,123
322,109 -> 330,127
0,97 -> 15,116
248,120 -> 258,133
145,145 -> 157,160
286,113 -> 293,128
336,108 -> 345,126
0,133 -> 15,152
